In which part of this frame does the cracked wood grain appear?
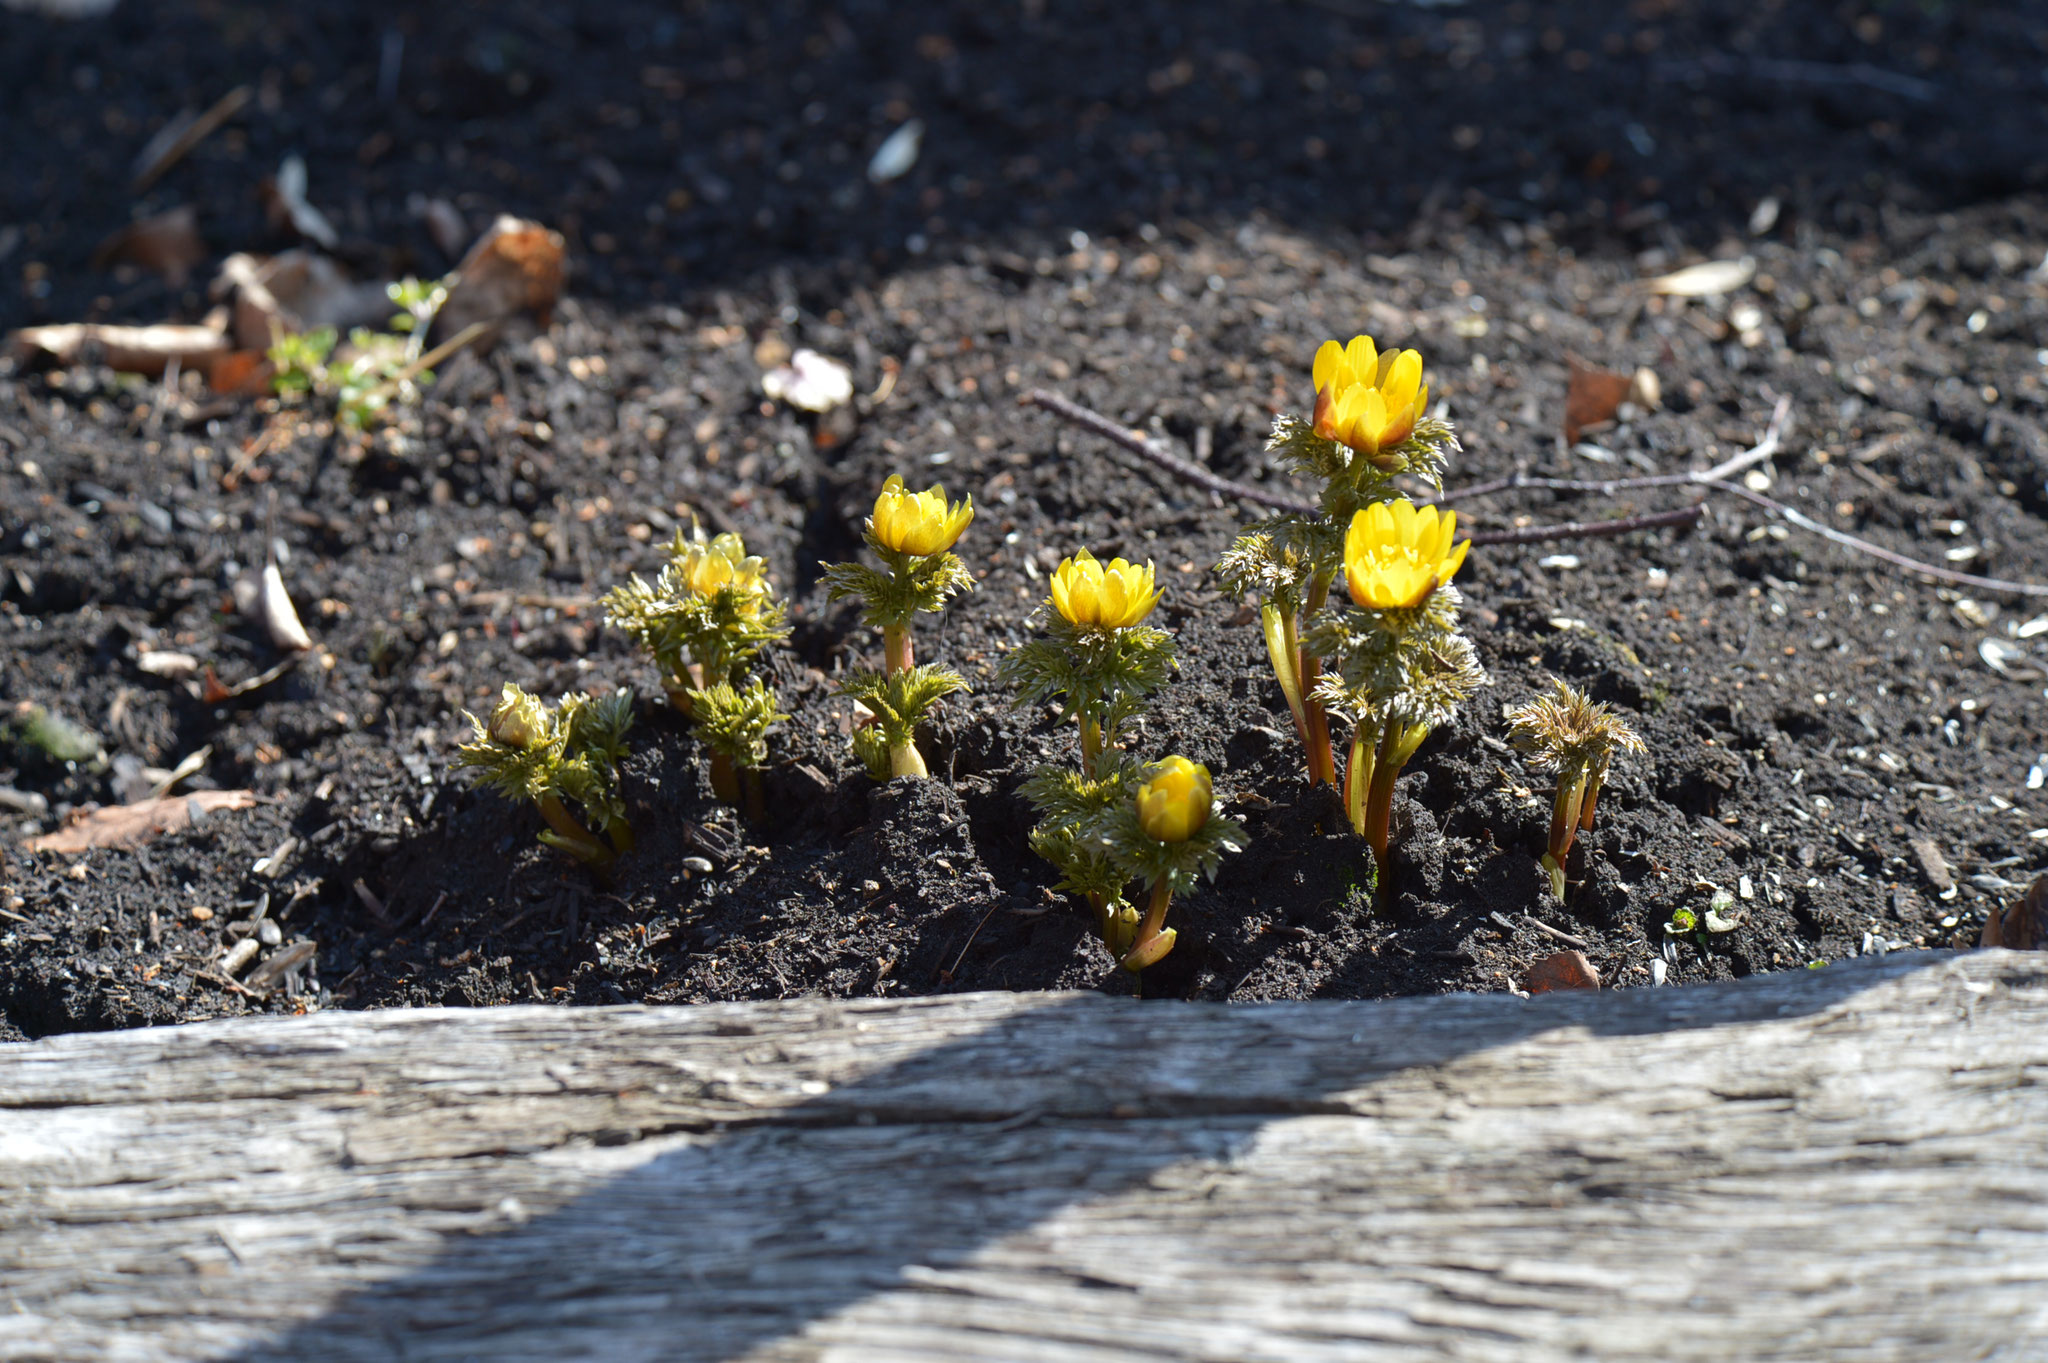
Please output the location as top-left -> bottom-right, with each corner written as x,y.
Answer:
3,951 -> 2045,1361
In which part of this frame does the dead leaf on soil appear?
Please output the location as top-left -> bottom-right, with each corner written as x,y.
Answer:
1644,256 -> 1755,297
91,205 -> 206,286
26,790 -> 257,853
1564,356 -> 1662,444
7,322 -> 229,377
1526,949 -> 1602,994
1981,874 -> 2046,951
215,250 -> 392,351
206,349 -> 274,397
260,153 -> 340,249
436,215 -> 566,344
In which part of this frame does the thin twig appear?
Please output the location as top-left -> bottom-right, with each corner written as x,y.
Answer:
1467,505 -> 1702,547
1020,388 -> 1317,513
940,903 -> 1002,983
1694,394 -> 1794,484
1523,915 -> 1590,949
1705,480 -> 2048,598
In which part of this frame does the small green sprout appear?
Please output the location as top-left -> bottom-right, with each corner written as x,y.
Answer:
1506,679 -> 1647,901
604,527 -> 789,714
821,476 -> 975,778
685,677 -> 787,824
456,684 -> 635,870
267,326 -> 337,399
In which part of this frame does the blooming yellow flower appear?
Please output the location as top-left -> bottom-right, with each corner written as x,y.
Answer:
1049,548 -> 1160,630
1137,756 -> 1212,844
869,474 -> 973,557
676,533 -> 771,600
1311,335 -> 1429,459
1343,499 -> 1469,611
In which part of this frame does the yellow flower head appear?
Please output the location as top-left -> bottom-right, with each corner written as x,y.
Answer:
869,474 -> 973,557
1343,499 -> 1469,611
1049,548 -> 1160,630
676,532 -> 771,601
1136,756 -> 1212,844
485,684 -> 549,750
1311,335 -> 1429,459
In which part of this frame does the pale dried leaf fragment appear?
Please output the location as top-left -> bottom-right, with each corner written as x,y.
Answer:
137,650 -> 200,681
7,323 -> 229,377
216,250 -> 392,350
258,562 -> 313,653
26,790 -> 257,853
762,349 -> 855,413
265,154 -> 340,249
1645,257 -> 1756,297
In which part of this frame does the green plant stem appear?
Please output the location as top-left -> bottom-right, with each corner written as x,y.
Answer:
1080,715 -> 1104,776
890,737 -> 928,779
1299,574 -> 1337,788
1345,721 -> 1375,836
1261,604 -> 1312,774
1550,769 -> 1588,865
603,815 -> 635,855
709,750 -> 741,806
1579,763 -> 1607,833
883,623 -> 914,677
1364,724 -> 1402,863
742,768 -> 767,826
538,792 -> 612,867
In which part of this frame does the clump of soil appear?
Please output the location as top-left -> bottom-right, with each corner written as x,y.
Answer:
2,0 -> 2045,1038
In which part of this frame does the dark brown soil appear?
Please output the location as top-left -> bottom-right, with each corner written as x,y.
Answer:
3,0 -> 2046,1039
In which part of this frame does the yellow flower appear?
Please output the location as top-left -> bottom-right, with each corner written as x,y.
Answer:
1311,335 -> 1429,459
485,685 -> 548,750
676,533 -> 771,601
869,475 -> 973,557
1049,548 -> 1160,630
1137,756 -> 1212,844
1343,499 -> 1470,611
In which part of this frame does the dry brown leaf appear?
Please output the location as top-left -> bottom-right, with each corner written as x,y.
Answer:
8,322 -> 229,377
437,215 -> 566,342
91,205 -> 207,286
1564,356 -> 1630,444
26,790 -> 257,853
1526,949 -> 1602,994
207,349 -> 273,396
1982,874 -> 2046,950
215,250 -> 391,351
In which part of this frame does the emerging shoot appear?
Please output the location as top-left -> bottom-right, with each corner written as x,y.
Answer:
1306,498 -> 1486,885
822,475 -> 976,778
1104,756 -> 1245,972
1003,547 -> 1176,939
686,677 -> 787,824
1215,335 -> 1460,789
604,526 -> 788,714
456,684 -> 636,870
1506,679 -> 1646,900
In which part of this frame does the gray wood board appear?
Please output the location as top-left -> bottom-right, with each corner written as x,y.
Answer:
3,950 -> 2045,1361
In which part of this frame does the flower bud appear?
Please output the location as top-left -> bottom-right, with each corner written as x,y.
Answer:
869,474 -> 973,557
1049,548 -> 1160,630
486,687 -> 546,749
1136,756 -> 1212,844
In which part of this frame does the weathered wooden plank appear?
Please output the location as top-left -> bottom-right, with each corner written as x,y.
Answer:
2,951 -> 2045,1362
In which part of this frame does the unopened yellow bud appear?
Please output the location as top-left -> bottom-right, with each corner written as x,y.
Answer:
676,533 -> 770,601
1049,548 -> 1160,630
1136,756 -> 1212,844
486,686 -> 547,749
869,474 -> 973,556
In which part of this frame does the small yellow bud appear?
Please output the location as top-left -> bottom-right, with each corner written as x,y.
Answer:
1311,335 -> 1429,460
1049,548 -> 1160,630
485,686 -> 547,749
869,474 -> 973,557
1342,499 -> 1470,611
676,532 -> 771,601
1136,756 -> 1212,844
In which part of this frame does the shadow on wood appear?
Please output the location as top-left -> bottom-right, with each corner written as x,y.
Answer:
3,952 -> 2045,1360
